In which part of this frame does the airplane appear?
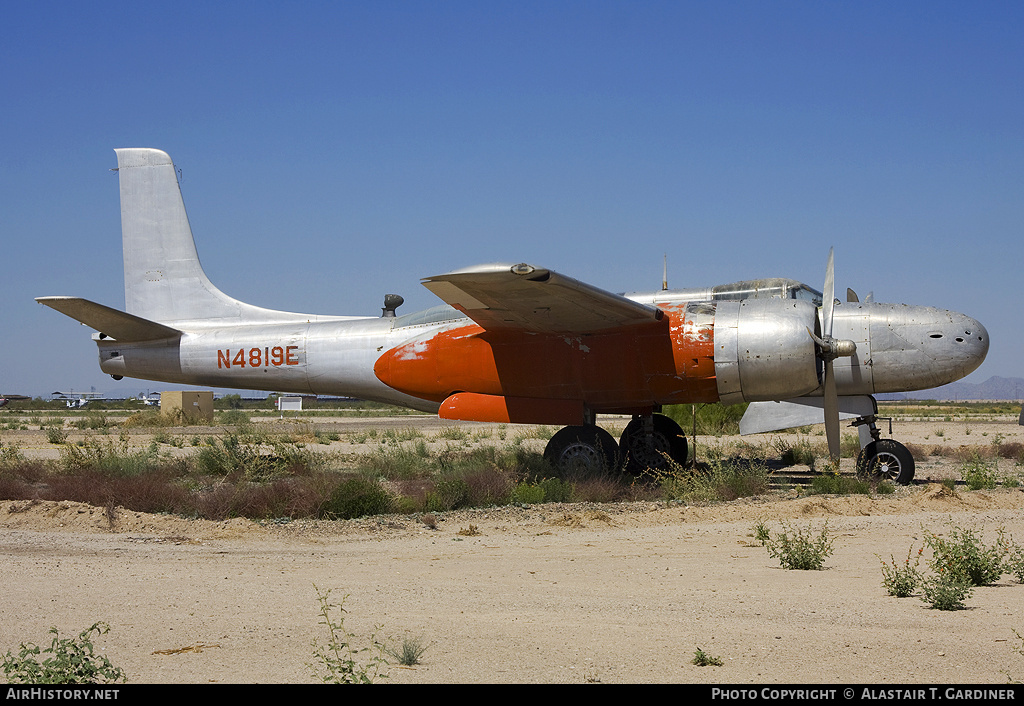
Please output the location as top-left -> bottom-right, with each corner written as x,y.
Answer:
37,148 -> 989,484
0,395 -> 29,409
51,390 -> 107,408
137,392 -> 161,406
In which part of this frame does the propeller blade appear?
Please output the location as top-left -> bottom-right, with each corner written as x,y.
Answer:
823,359 -> 840,461
823,247 -> 835,339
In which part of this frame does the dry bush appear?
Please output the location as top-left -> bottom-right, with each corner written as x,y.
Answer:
903,443 -> 931,461
953,445 -> 995,462
996,442 -> 1024,463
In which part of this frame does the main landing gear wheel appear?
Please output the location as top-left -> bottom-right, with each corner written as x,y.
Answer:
856,439 -> 915,485
543,425 -> 620,476
618,414 -> 689,474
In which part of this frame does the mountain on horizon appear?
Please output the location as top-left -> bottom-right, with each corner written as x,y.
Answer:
879,376 -> 1024,401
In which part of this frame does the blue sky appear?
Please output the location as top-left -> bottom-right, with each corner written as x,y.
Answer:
2,1 -> 1021,398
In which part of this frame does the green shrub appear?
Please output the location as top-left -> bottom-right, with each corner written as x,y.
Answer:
511,477 -> 573,505
1,622 -> 126,684
659,457 -> 769,503
57,434 -> 163,477
924,523 -> 1006,586
764,522 -> 835,570
424,477 -> 470,512
1006,541 -> 1024,583
217,409 -> 251,425
386,636 -> 429,666
309,587 -> 387,683
320,476 -> 393,520
960,455 -> 999,490
809,473 -> 872,495
691,647 -> 723,667
920,571 -> 973,610
879,546 -> 924,597
45,426 -> 68,444
663,403 -> 747,436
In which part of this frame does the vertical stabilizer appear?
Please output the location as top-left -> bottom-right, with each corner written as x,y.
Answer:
116,148 -> 243,323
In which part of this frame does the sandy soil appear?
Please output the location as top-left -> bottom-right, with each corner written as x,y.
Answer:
2,414 -> 1024,684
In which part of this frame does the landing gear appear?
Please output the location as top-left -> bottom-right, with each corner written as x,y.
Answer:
618,413 -> 689,474
856,439 -> 915,485
543,413 -> 689,476
543,425 -> 620,475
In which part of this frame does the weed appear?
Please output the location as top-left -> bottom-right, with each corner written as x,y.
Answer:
664,403 -> 747,436
1003,538 -> 1024,583
319,476 -> 394,520
57,433 -> 164,477
1,622 -> 126,684
658,457 -> 769,503
45,426 -> 68,444
879,546 -> 925,597
309,587 -> 387,683
0,439 -> 25,466
511,477 -> 573,505
385,636 -> 430,666
217,409 -> 251,426
433,426 -> 468,441
960,454 -> 999,490
751,520 -> 771,546
773,436 -> 818,467
764,522 -> 835,570
691,647 -> 723,666
920,571 -> 973,611
72,412 -> 110,430
808,473 -> 872,496
923,522 -> 1007,586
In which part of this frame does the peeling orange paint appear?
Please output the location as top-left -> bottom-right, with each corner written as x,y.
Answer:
373,303 -> 722,424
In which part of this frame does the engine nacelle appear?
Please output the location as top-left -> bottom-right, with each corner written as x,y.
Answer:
713,299 -> 820,404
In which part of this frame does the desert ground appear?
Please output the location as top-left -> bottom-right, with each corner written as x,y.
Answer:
2,409 -> 1024,684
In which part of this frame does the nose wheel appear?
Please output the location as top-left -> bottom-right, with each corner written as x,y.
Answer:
855,438 -> 915,485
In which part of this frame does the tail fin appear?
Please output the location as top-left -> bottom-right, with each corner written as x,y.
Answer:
116,148 -> 248,323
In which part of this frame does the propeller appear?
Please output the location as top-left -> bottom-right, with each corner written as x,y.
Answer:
807,248 -> 858,461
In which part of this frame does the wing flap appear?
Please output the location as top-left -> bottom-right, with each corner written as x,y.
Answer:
36,297 -> 182,341
422,263 -> 662,334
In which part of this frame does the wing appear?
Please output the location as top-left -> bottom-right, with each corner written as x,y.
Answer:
36,296 -> 182,341
421,263 -> 663,334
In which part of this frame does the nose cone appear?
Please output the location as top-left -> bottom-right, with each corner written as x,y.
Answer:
954,313 -> 990,376
868,305 -> 989,393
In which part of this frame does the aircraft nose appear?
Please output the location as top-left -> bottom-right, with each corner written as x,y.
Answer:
924,309 -> 989,379
953,313 -> 989,374
866,304 -> 989,392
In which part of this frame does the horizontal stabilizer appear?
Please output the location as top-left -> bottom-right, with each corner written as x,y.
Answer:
36,297 -> 181,341
423,263 -> 663,334
739,395 -> 877,435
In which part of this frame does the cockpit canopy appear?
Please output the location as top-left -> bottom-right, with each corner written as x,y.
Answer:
625,278 -> 823,307
708,278 -> 822,305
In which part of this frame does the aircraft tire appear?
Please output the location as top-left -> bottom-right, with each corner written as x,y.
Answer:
856,439 -> 915,485
618,414 -> 689,474
544,425 -> 620,476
